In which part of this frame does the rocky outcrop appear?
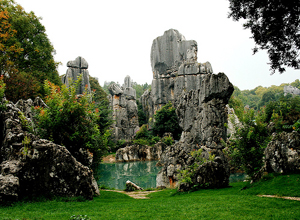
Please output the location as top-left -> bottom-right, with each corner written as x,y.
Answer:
61,56 -> 91,95
115,142 -> 166,162
265,131 -> 300,173
141,29 -> 215,121
142,29 -> 234,190
284,85 -> 300,96
0,99 -> 99,203
108,76 -> 139,141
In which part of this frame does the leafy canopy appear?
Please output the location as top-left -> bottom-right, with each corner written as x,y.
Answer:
0,0 -> 61,102
228,0 -> 300,74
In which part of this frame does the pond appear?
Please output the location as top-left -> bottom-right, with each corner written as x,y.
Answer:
97,161 -> 247,190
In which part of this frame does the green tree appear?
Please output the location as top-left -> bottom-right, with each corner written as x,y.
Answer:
89,76 -> 108,104
291,79 -> 300,89
228,108 -> 270,179
0,9 -> 23,76
35,78 -> 109,169
153,102 -> 182,140
228,0 -> 300,74
1,0 -> 61,102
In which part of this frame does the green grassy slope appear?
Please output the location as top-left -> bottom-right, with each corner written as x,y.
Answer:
1,174 -> 299,220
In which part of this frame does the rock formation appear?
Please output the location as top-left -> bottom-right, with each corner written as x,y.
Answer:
115,142 -> 166,162
0,98 -> 99,203
264,131 -> 300,173
108,76 -> 139,141
284,85 -> 300,96
141,29 -> 234,190
141,29 -> 215,121
61,56 -> 91,95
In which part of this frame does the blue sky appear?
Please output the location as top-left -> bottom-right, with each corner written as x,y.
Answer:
20,0 -> 299,90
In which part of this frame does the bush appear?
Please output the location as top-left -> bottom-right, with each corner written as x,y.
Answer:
34,77 -> 109,168
162,135 -> 174,146
0,76 -> 7,111
153,102 -> 182,140
227,108 -> 270,179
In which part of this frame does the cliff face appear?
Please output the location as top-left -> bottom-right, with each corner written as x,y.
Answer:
141,29 -> 214,121
108,76 -> 139,142
141,29 -> 234,189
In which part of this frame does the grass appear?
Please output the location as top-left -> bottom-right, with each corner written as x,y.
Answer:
1,174 -> 299,220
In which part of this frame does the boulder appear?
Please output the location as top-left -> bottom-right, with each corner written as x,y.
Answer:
0,98 -> 99,203
61,56 -> 91,95
265,131 -> 300,173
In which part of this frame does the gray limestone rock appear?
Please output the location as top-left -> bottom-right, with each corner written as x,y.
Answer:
265,131 -> 300,173
0,174 -> 19,203
61,56 -> 91,95
108,76 -> 139,142
115,142 -> 166,162
284,85 -> 300,96
142,29 -> 234,190
0,99 -> 99,203
151,29 -> 197,78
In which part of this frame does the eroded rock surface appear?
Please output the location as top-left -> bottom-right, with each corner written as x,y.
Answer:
115,142 -> 166,162
61,56 -> 91,95
108,76 -> 139,141
142,29 -> 234,190
0,99 -> 99,203
265,131 -> 300,173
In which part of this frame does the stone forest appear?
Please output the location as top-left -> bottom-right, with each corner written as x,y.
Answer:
0,29 -> 300,207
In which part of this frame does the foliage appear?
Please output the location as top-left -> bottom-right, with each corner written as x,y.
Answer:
132,138 -> 149,146
89,76 -> 108,104
177,149 -> 215,190
136,100 -> 147,127
227,108 -> 270,178
0,76 -> 7,111
18,111 -> 33,133
0,8 -> 23,76
132,82 -> 151,100
34,77 -> 109,168
265,95 -> 300,132
0,0 -> 61,102
228,0 -> 300,74
162,135 -> 174,146
153,102 -> 182,140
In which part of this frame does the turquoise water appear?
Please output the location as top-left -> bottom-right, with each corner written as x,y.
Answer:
97,161 -> 161,190
97,161 -> 247,190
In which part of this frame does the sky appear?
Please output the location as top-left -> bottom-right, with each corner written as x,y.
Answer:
20,0 -> 299,90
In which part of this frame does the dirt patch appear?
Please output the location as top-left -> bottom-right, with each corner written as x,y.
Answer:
102,190 -> 157,199
102,154 -> 116,163
258,195 -> 300,201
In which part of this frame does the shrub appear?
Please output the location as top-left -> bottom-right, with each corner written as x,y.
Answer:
153,102 -> 182,140
34,77 -> 109,168
227,108 -> 270,179
162,135 -> 174,146
0,76 -> 7,111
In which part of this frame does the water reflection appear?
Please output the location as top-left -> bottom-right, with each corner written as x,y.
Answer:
97,161 -> 161,190
97,161 -> 247,190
